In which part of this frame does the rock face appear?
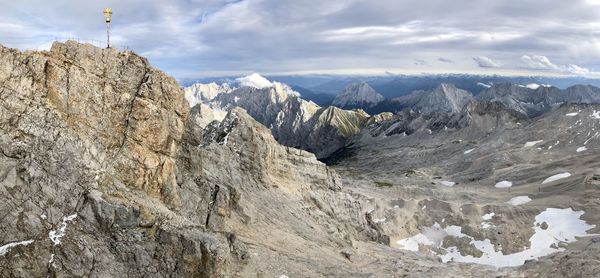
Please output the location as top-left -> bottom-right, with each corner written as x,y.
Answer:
0,41 -> 389,277
392,83 -> 475,114
332,82 -> 385,109
477,83 -> 600,117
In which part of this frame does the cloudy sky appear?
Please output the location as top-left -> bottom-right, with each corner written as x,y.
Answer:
3,0 -> 600,79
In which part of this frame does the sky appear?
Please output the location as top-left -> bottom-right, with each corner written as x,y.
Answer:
2,0 -> 600,79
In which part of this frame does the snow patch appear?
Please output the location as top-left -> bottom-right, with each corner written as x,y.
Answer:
566,112 -> 579,117
524,140 -> 543,147
477,82 -> 492,88
440,181 -> 455,187
507,196 -> 532,206
396,208 -> 596,268
464,148 -> 475,154
592,110 -> 600,119
542,172 -> 571,184
48,214 -> 78,245
482,212 -> 495,221
577,147 -> 587,152
373,218 -> 387,223
0,240 -> 34,256
495,181 -> 513,188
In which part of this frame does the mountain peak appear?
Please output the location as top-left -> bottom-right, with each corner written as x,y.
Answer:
394,83 -> 474,113
332,82 -> 385,108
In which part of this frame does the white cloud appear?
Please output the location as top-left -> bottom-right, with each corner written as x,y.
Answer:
2,1 -> 600,78
521,55 -> 599,76
564,64 -> 592,75
473,56 -> 500,68
520,55 -> 559,70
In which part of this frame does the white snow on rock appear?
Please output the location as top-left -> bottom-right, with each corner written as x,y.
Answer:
440,181 -> 456,187
577,147 -> 587,152
464,148 -> 475,154
396,208 -> 596,268
184,82 -> 232,106
524,140 -> 543,147
495,181 -> 513,188
482,212 -> 495,221
565,112 -> 579,117
477,82 -> 492,88
542,172 -> 571,184
0,240 -> 34,256
236,73 -> 273,89
592,110 -> 600,119
373,218 -> 387,224
507,196 -> 532,206
48,214 -> 78,245
481,212 -> 495,229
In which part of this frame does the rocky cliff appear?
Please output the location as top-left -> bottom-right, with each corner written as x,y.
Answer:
0,41 -> 388,277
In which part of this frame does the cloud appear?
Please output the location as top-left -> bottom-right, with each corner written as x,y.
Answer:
1,0 -> 600,78
520,54 -> 599,76
414,59 -> 429,66
473,56 -> 500,68
438,57 -> 454,63
520,55 -> 559,70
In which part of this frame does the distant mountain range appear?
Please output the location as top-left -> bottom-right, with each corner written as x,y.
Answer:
184,73 -> 600,159
182,74 -> 600,106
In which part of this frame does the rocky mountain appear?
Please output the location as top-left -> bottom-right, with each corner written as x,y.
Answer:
0,41 -> 396,277
332,82 -> 385,109
390,83 -> 475,114
214,84 -> 372,158
2,40 -> 600,277
477,83 -> 600,117
188,76 -> 379,158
